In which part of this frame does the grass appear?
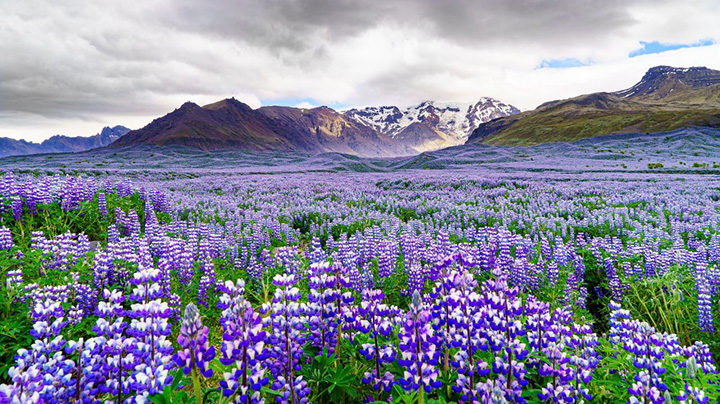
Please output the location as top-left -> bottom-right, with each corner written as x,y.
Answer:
484,109 -> 720,146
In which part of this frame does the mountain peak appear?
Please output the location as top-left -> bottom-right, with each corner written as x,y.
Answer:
615,65 -> 720,98
202,98 -> 252,111
344,98 -> 519,146
0,125 -> 131,158
176,101 -> 201,113
643,65 -> 708,76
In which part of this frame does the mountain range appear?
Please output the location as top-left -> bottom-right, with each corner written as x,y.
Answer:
468,66 -> 720,145
112,98 -> 519,156
3,65 -> 719,159
0,126 -> 130,158
344,98 -> 519,150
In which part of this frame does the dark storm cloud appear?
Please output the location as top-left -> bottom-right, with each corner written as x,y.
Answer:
162,0 -> 640,53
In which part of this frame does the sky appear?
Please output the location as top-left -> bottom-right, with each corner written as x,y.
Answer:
1,0 -> 720,142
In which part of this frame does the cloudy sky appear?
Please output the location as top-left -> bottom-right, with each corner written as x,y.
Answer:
1,0 -> 719,142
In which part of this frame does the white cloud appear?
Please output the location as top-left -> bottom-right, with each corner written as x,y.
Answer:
293,101 -> 316,109
0,0 -> 719,141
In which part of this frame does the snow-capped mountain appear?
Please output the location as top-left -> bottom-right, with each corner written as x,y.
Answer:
344,98 -> 520,144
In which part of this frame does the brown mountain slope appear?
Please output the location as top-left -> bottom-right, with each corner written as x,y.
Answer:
114,99 -> 289,151
257,106 -> 411,157
113,98 -> 414,156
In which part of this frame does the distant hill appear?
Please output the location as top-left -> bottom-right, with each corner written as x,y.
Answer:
5,127 -> 720,176
0,126 -> 130,158
113,97 -> 519,157
468,66 -> 720,146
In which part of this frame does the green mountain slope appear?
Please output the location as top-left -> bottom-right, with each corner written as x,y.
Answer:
468,66 -> 720,146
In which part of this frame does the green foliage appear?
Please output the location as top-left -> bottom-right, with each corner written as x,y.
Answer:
149,369 -> 194,404
624,266 -> 720,355
301,350 -> 360,403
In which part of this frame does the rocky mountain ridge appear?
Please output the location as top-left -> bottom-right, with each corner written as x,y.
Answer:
0,126 -> 130,158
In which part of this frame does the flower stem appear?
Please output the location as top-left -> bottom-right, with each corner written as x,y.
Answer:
192,367 -> 202,404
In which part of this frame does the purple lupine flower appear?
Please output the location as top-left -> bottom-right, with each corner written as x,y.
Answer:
11,197 -> 22,221
198,259 -> 216,307
446,270 -> 491,404
177,245 -> 195,292
483,272 -> 528,403
73,283 -> 98,319
175,303 -> 215,377
219,281 -> 269,404
538,340 -> 573,403
541,237 -> 552,261
430,253 -> 470,376
275,246 -> 302,275
677,382 -> 709,404
87,288 -> 132,401
537,308 -> 575,403
605,258 -> 624,301
546,261 -> 559,288
625,323 -> 669,403
129,301 -> 175,396
98,192 -> 107,217
608,300 -> 632,346
577,286 -> 588,310
13,335 -> 76,402
6,268 -> 23,293
157,257 -> 173,298
307,236 -> 327,265
107,224 -> 120,243
357,289 -> 395,396
609,302 -> 669,404
29,300 -> 66,339
397,290 -> 441,395
218,279 -> 246,326
306,263 -> 339,356
260,274 -> 311,404
407,262 -> 425,296
377,240 -> 396,279
168,292 -> 182,322
564,323 -> 600,402
128,209 -> 140,236
246,254 -> 265,287
695,265 -> 714,333
0,227 -> 13,250
125,263 -> 175,399
682,341 -> 718,375
346,264 -> 363,294
526,296 -> 552,368
328,261 -> 354,359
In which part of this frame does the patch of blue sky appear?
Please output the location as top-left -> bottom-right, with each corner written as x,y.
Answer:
536,58 -> 590,69
262,97 -> 349,110
629,39 -> 715,57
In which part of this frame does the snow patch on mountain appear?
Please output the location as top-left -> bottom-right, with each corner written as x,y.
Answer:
344,98 -> 520,142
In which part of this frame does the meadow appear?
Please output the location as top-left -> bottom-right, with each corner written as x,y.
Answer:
0,168 -> 718,404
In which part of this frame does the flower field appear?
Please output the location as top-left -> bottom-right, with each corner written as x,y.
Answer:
0,170 -> 718,403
